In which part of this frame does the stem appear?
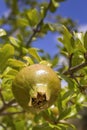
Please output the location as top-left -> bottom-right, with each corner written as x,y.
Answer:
0,123 -> 6,130
26,0 -> 52,47
69,53 -> 73,68
0,99 -> 16,114
0,89 -> 6,105
63,62 -> 87,75
0,110 -> 25,116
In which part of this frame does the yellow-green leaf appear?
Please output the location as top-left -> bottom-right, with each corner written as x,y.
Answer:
9,36 -> 20,48
0,29 -> 7,37
0,44 -> 14,72
28,48 -> 42,62
26,9 -> 40,26
8,59 -> 25,69
23,56 -> 34,65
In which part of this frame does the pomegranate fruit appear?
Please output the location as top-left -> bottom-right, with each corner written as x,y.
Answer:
12,64 -> 61,112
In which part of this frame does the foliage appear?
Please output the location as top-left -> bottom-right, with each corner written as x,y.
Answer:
0,0 -> 87,130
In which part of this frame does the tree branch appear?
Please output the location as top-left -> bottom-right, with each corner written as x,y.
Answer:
63,62 -> 87,75
0,123 -> 6,130
0,89 -> 6,105
0,110 -> 25,116
26,0 -> 52,47
0,99 -> 16,114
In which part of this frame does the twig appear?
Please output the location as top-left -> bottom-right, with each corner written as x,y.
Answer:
0,89 -> 6,105
63,62 -> 87,75
0,110 -> 25,116
0,99 -> 16,114
26,0 -> 52,47
68,53 -> 73,69
0,123 -> 6,130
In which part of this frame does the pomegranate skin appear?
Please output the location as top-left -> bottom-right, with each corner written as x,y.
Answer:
12,64 -> 61,112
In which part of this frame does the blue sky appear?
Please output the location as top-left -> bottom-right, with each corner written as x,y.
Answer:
0,0 -> 87,56
58,0 -> 87,24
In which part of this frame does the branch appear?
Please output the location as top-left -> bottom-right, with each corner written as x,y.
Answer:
0,110 -> 25,116
0,99 -> 16,114
63,62 -> 87,75
0,89 -> 6,105
68,54 -> 73,68
0,123 -> 6,130
26,0 -> 52,47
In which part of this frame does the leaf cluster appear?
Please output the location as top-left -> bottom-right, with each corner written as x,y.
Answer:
0,0 -> 87,130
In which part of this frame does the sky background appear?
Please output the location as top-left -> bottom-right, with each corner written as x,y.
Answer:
0,0 -> 87,57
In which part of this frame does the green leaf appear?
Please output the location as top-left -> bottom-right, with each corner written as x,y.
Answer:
60,74 -> 76,90
58,26 -> 74,54
0,44 -> 14,72
73,32 -> 86,52
26,9 -> 40,26
8,59 -> 25,69
51,55 -> 59,67
22,47 -> 28,54
14,120 -> 25,130
76,93 -> 85,104
0,28 -> 7,37
9,36 -> 20,48
62,90 -> 75,108
23,56 -> 34,65
2,67 -> 18,78
80,75 -> 87,86
58,105 -> 77,120
72,51 -> 84,66
32,123 -> 53,130
57,91 -> 63,113
84,31 -> 87,50
50,0 -> 60,13
40,6 -> 47,18
75,32 -> 84,45
28,48 -> 42,62
58,122 -> 76,130
17,18 -> 29,27
41,23 -> 55,34
40,60 -> 52,67
2,77 -> 14,100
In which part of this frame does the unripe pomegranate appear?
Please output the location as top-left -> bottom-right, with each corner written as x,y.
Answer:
12,64 -> 61,112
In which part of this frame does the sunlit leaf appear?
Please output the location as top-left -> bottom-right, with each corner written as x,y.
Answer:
23,56 -> 34,65
40,60 -> 52,67
26,8 -> 40,26
9,36 -> 20,48
72,51 -> 84,66
76,93 -> 85,104
49,0 -> 60,12
41,23 -> 55,34
2,77 -> 14,100
32,123 -> 53,130
0,29 -> 7,37
58,26 -> 74,54
75,32 -> 84,45
58,105 -> 77,120
2,67 -> 18,78
17,18 -> 29,27
8,59 -> 25,69
0,44 -> 14,72
28,48 -> 42,62
73,32 -> 86,52
58,122 -> 76,130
